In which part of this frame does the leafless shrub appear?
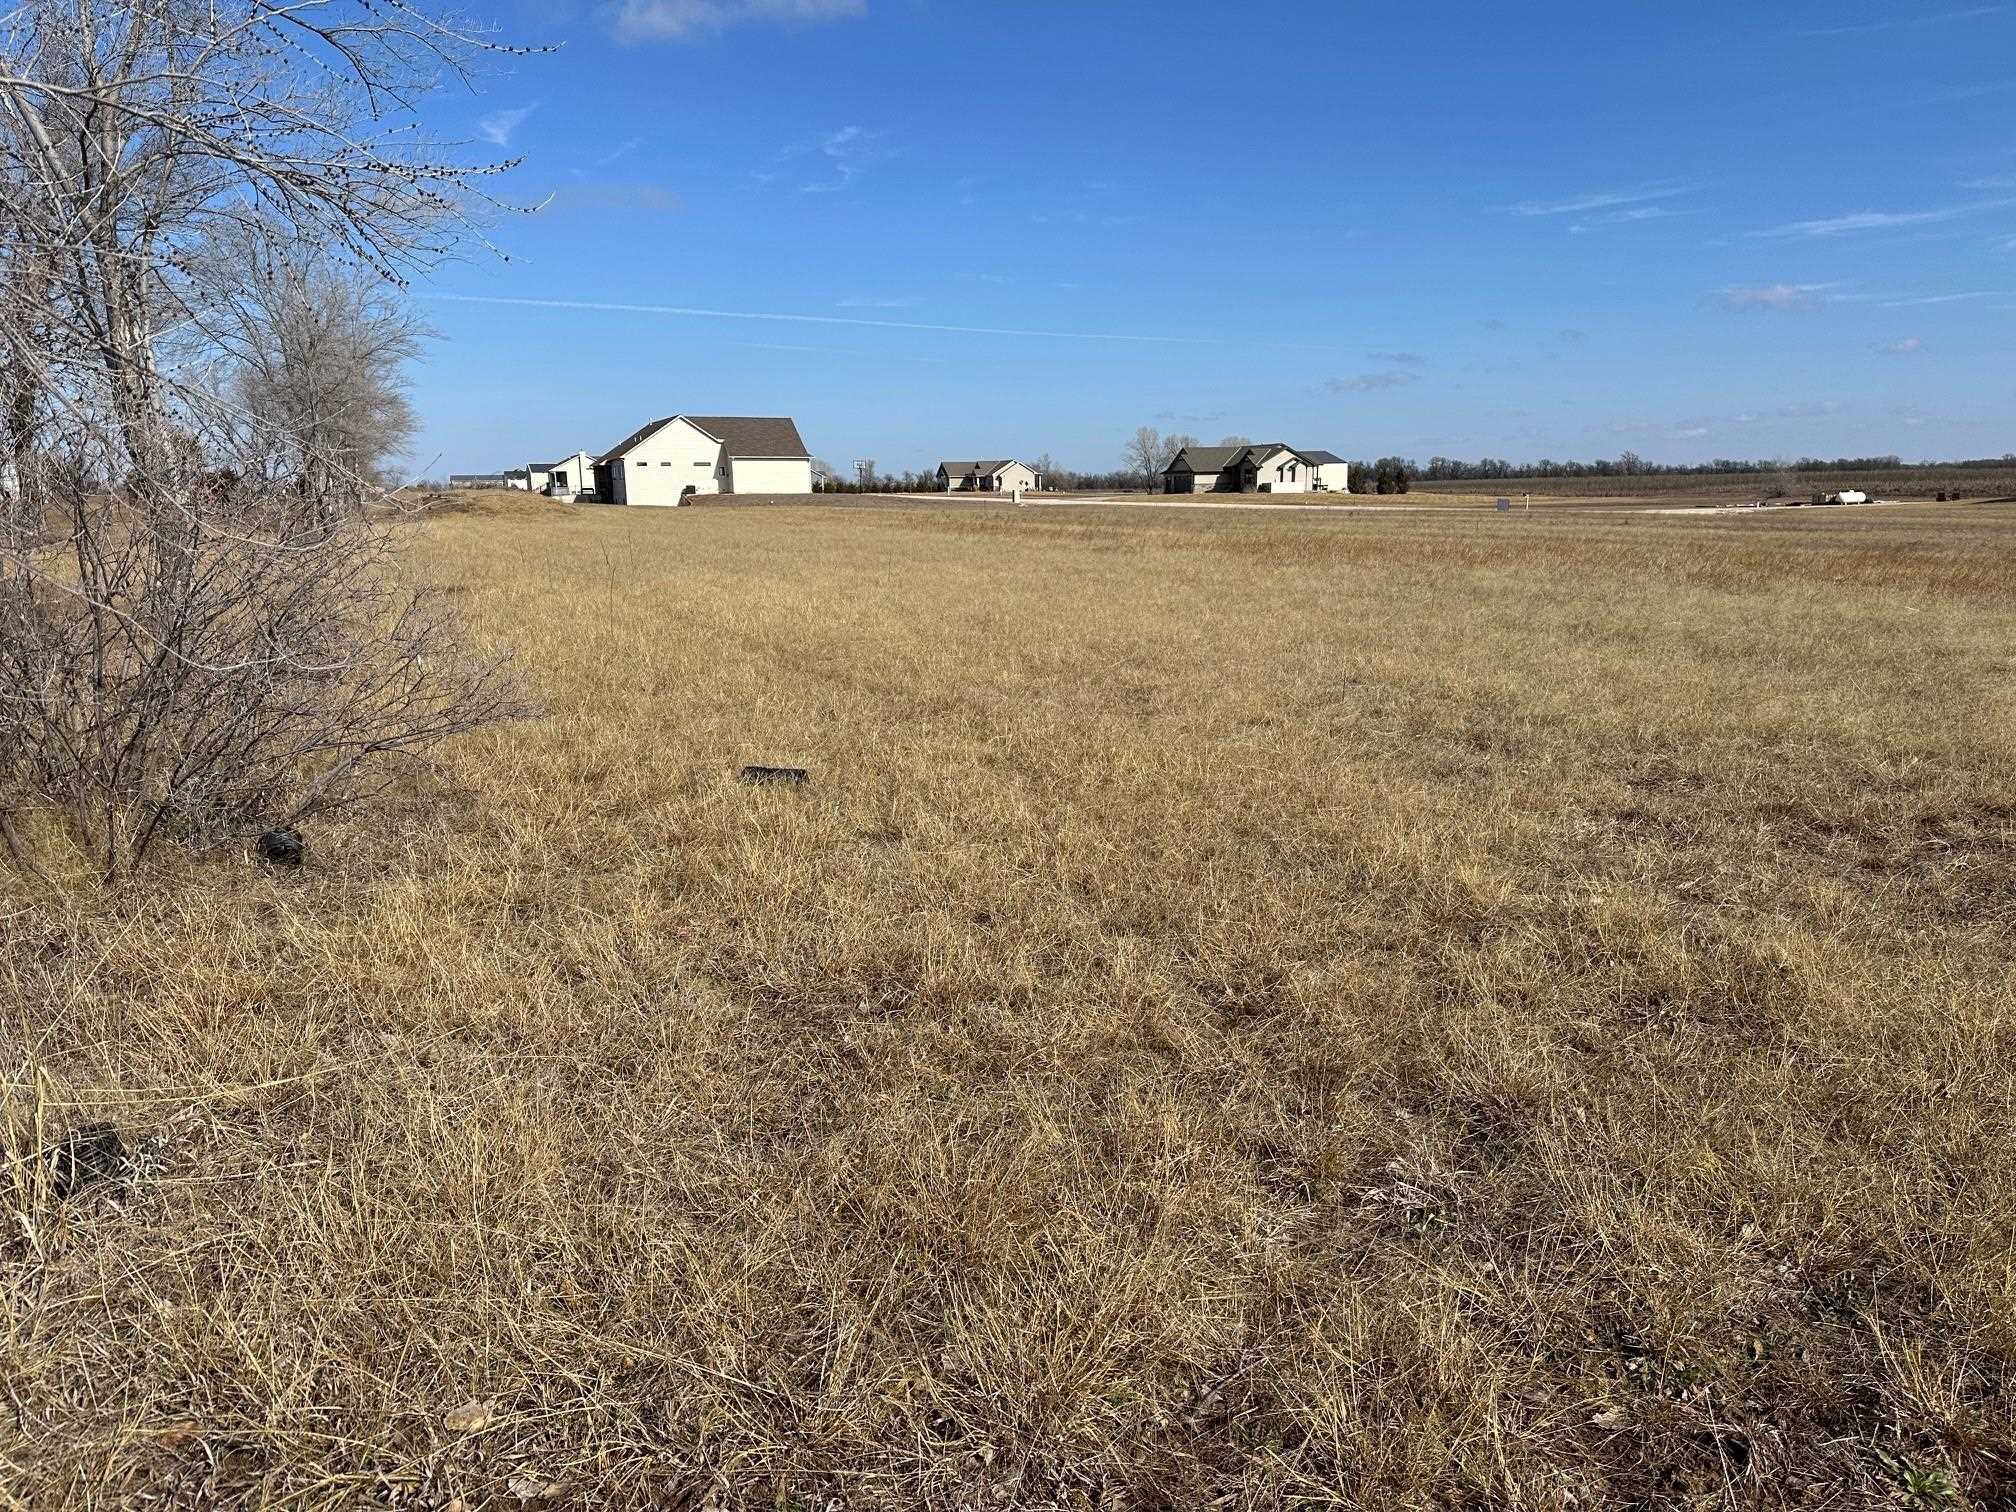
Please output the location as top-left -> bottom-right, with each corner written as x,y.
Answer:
0,2 -> 544,877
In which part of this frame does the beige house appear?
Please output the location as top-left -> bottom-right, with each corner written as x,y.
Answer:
1163,443 -> 1348,494
937,459 -> 1041,493
594,415 -> 812,506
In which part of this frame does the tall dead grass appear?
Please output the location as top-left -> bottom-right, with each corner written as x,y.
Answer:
2,497 -> 2012,1508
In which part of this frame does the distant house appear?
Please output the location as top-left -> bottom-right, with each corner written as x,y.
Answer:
525,461 -> 556,494
937,459 -> 1041,493
593,415 -> 812,506
538,450 -> 598,499
1300,451 -> 1349,492
1163,443 -> 1347,494
447,473 -> 513,489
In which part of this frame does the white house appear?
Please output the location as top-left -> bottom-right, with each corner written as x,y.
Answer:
524,461 -> 555,494
1302,451 -> 1348,492
937,459 -> 1041,493
594,415 -> 813,506
538,450 -> 598,499
1163,443 -> 1348,494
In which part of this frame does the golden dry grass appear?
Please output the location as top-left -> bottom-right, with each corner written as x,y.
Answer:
1408,466 -> 2016,504
3,495 -> 2014,1509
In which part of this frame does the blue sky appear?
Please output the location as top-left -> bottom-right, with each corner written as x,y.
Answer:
414,0 -> 2016,475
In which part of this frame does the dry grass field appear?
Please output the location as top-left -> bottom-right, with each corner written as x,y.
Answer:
3,494 -> 2014,1509
1409,466 -> 2016,506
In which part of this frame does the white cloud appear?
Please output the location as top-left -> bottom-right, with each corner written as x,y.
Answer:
1877,337 -> 1926,355
1513,183 -> 1701,217
1719,282 -> 1842,310
478,104 -> 538,147
784,125 -> 892,194
612,0 -> 865,42
1323,371 -> 1420,394
1799,4 -> 2002,35
1878,290 -> 2009,306
424,293 -> 1190,345
1751,199 -> 2013,237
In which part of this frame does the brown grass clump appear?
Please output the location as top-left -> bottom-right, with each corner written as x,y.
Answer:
3,499 -> 2013,1508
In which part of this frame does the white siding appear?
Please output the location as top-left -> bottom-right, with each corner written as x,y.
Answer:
990,462 -> 1036,493
547,452 -> 596,497
1307,459 -> 1347,492
727,457 -> 813,494
1248,447 -> 1309,492
614,418 -> 725,506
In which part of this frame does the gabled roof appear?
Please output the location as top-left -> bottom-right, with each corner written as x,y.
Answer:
528,460 -> 559,471
940,459 -> 1028,476
938,460 -> 981,475
598,415 -> 678,461
1164,446 -> 1247,474
599,414 -> 810,462
685,416 -> 809,458
1168,443 -> 1333,474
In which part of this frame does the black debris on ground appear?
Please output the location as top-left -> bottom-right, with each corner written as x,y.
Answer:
40,1124 -> 128,1200
739,766 -> 810,788
256,828 -> 305,867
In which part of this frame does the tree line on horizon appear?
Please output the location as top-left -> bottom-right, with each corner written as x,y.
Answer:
814,441 -> 2015,496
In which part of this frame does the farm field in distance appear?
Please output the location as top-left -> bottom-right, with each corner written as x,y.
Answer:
1408,463 -> 2016,505
3,497 -> 2014,1507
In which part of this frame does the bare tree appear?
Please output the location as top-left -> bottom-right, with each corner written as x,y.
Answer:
200,225 -> 432,522
1124,427 -> 1163,489
1217,434 -> 1253,448
0,2 -> 538,878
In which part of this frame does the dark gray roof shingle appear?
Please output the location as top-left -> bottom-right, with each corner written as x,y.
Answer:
685,415 -> 810,458
1165,446 -> 1246,473
599,414 -> 810,461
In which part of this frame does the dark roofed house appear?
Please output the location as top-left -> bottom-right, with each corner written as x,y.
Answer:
592,414 -> 813,505
1164,443 -> 1348,494
937,459 -> 1040,493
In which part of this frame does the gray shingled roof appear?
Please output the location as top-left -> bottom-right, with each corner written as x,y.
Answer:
685,416 -> 809,458
1165,446 -> 1245,473
1301,450 -> 1344,465
599,414 -> 809,462
938,460 -> 981,475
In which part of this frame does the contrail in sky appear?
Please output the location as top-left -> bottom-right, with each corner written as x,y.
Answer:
425,292 -> 1191,345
